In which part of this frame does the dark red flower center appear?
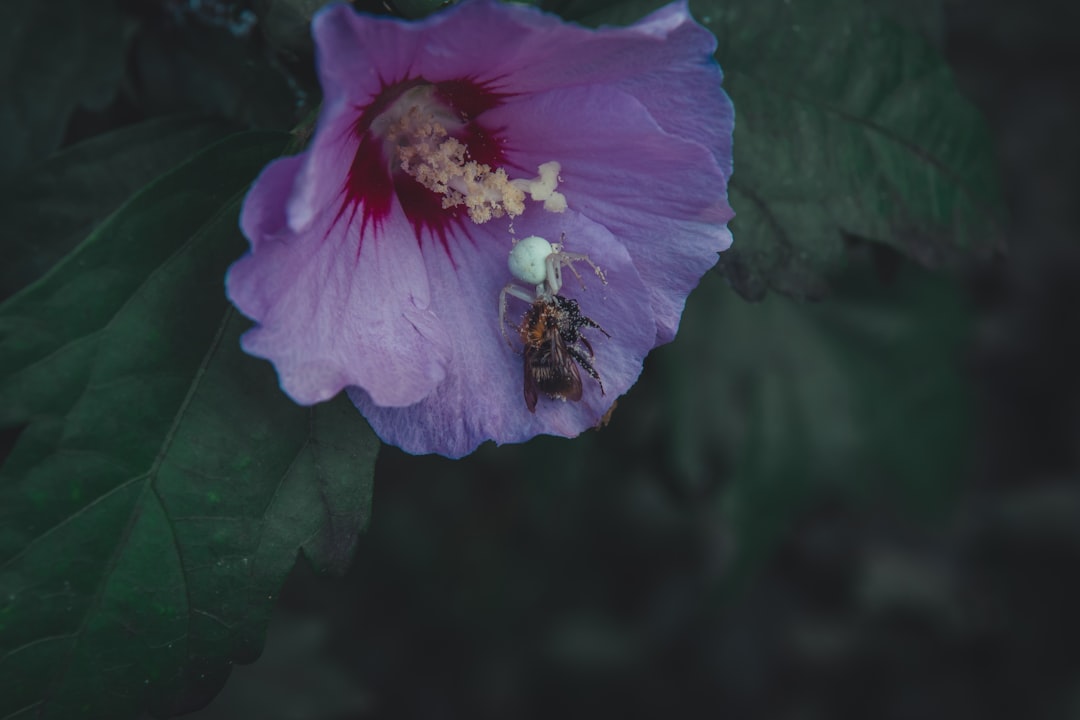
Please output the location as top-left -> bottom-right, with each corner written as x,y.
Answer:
338,77 -> 513,256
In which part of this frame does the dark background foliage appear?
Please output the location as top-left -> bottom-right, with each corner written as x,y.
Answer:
1,0 -> 1077,718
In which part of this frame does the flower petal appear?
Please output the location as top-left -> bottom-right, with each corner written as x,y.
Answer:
312,4 -> 425,103
432,0 -> 734,181
484,83 -> 732,344
227,156 -> 452,407
607,3 -> 734,182
349,211 -> 655,458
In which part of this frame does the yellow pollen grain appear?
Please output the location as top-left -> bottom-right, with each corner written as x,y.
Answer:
392,105 -> 561,225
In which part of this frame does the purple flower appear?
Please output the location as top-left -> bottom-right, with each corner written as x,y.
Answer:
226,0 -> 734,458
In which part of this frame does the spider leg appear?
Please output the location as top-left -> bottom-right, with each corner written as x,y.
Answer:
545,251 -> 564,295
559,251 -> 607,290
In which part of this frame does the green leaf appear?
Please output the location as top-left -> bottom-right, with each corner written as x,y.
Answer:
387,0 -> 461,20
712,0 -> 1003,299
0,133 -> 379,719
656,266 -> 971,579
875,0 -> 945,47
0,115 -> 236,301
132,18 -> 306,132
560,0 -> 657,25
0,0 -> 131,183
575,0 -> 1003,300
261,0 -> 328,55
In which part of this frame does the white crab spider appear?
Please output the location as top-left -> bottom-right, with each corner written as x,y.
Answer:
498,233 -> 606,346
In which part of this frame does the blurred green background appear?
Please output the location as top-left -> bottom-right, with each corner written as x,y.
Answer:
3,0 -> 1078,717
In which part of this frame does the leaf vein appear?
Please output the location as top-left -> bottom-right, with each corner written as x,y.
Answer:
0,473 -> 147,573
0,701 -> 42,720
0,633 -> 76,666
734,71 -> 993,213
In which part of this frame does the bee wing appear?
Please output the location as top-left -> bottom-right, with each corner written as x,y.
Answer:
562,362 -> 583,402
523,348 -> 539,413
552,338 -> 583,402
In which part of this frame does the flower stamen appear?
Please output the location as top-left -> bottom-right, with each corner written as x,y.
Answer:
376,85 -> 566,225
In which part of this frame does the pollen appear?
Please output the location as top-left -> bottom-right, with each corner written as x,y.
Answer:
512,161 -> 567,214
380,87 -> 566,225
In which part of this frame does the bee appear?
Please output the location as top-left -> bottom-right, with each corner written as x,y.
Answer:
519,293 -> 609,413
498,233 -> 610,412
